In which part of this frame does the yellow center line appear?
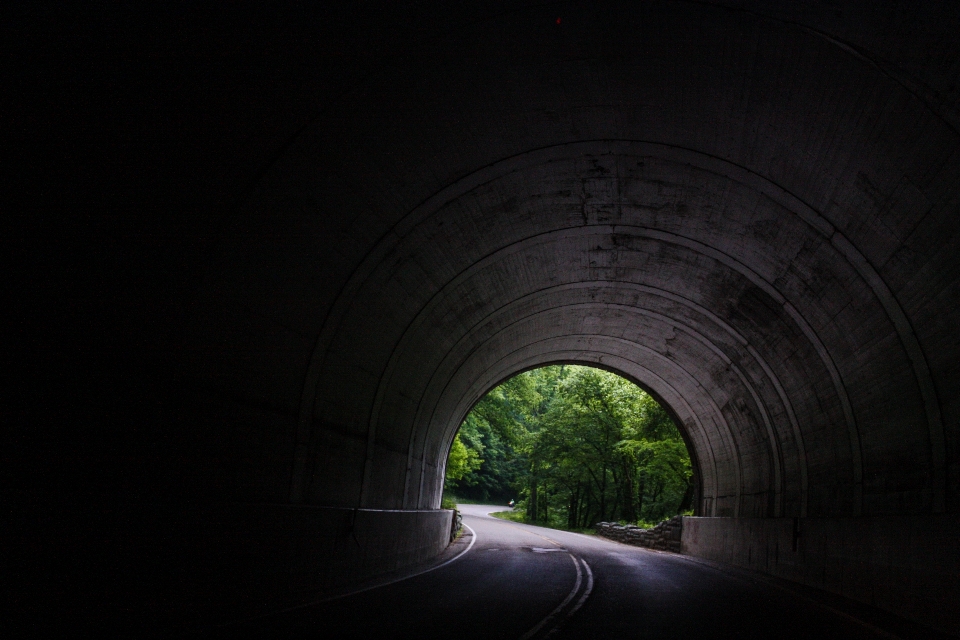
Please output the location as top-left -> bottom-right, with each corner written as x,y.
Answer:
495,519 -> 565,547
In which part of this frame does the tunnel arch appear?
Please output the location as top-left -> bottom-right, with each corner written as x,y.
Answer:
280,138 -> 943,521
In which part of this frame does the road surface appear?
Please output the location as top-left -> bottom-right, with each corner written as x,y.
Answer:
191,505 -> 942,639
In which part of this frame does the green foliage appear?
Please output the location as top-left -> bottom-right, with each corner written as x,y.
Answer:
440,495 -> 457,510
443,372 -> 540,500
443,365 -> 694,527
440,492 -> 488,505
443,432 -> 482,491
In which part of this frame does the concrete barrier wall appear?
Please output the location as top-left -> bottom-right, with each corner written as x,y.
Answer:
139,505 -> 454,632
681,515 -> 960,635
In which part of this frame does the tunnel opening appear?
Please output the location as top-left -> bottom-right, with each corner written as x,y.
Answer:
443,364 -> 696,530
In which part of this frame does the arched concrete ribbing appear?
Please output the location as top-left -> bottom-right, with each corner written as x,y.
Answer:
16,0 -> 959,634
178,2 -> 960,522
171,3 -> 959,628
285,143 -> 942,518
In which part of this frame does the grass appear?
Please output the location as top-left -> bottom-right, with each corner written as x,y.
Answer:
489,509 -> 596,535
489,510 -> 526,523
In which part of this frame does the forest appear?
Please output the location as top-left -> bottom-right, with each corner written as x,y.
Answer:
444,365 -> 694,529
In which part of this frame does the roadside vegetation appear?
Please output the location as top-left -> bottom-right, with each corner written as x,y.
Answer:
444,365 -> 694,530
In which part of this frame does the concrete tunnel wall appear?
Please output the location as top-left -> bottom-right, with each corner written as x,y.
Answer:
10,0 -> 960,634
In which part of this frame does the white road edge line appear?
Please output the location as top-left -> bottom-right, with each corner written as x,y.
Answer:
518,553 -> 583,640
675,555 -> 902,640
314,522 -> 479,604
200,522 -> 479,631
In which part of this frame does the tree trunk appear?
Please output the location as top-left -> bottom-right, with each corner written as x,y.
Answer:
599,464 -> 607,522
568,483 -> 581,529
678,477 -> 694,513
637,476 -> 645,521
621,461 -> 636,522
581,489 -> 595,528
529,477 -> 538,523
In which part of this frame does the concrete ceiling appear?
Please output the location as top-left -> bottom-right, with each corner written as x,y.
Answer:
11,0 -> 960,527
160,1 -> 960,521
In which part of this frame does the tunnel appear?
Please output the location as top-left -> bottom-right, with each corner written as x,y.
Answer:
9,1 -> 960,636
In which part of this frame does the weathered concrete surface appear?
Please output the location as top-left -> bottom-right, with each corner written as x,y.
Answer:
682,515 -> 960,635
130,505 -> 454,631
9,0 -> 960,634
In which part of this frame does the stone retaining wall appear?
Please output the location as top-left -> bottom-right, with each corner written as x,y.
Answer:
595,516 -> 682,552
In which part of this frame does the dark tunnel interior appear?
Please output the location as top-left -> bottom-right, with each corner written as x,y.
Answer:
7,1 -> 960,635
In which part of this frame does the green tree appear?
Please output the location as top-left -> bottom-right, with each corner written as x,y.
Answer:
448,371 -> 541,501
445,365 -> 693,528
443,432 -> 482,490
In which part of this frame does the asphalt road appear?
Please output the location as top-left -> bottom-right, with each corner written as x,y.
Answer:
194,505 -> 938,639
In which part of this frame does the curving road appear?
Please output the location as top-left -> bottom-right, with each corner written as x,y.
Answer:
194,505 -> 940,639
